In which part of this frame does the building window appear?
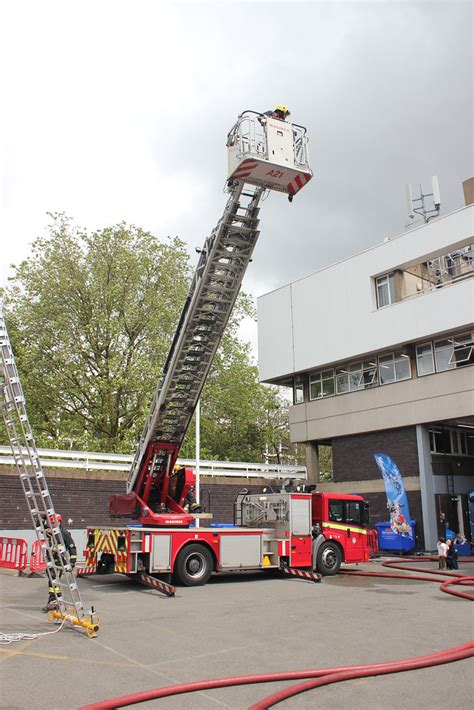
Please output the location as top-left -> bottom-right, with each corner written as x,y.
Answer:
294,380 -> 304,404
309,369 -> 335,399
376,272 -> 396,308
449,333 -> 474,366
421,332 -> 474,373
378,351 -> 411,385
416,343 -> 435,376
335,366 -> 350,394
346,361 -> 378,391
429,427 -> 474,456
434,339 -> 456,372
357,360 -> 378,388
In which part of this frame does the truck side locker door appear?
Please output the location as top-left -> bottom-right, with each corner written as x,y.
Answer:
151,534 -> 172,572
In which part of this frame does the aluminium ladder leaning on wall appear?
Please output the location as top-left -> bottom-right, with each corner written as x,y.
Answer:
0,302 -> 99,637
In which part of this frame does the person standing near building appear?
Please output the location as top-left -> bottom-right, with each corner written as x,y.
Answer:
446,538 -> 459,570
42,514 -> 77,612
437,537 -> 448,570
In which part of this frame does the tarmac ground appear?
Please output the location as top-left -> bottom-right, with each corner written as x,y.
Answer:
0,558 -> 473,709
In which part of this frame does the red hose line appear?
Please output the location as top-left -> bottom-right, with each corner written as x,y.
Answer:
340,556 -> 474,600
77,643 -> 474,710
249,642 -> 474,710
78,558 -> 474,709
440,576 -> 474,601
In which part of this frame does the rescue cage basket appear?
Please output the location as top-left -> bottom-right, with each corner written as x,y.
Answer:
226,110 -> 311,172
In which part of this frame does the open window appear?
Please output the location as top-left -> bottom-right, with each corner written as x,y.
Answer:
449,333 -> 474,366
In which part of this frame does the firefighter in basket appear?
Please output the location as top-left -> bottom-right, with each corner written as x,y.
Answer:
262,104 -> 291,121
42,514 -> 77,612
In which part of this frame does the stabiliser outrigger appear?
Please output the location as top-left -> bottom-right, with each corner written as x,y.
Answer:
80,110 -> 375,593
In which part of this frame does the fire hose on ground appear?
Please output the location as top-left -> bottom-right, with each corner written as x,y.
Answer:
78,557 -> 474,710
340,555 -> 474,601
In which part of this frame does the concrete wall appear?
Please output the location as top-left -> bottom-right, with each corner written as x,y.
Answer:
288,367 -> 474,442
258,205 -> 474,381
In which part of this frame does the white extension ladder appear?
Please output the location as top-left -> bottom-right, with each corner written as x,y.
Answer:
0,302 -> 88,622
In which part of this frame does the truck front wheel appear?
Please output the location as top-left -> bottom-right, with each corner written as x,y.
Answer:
174,544 -> 213,586
316,541 -> 342,576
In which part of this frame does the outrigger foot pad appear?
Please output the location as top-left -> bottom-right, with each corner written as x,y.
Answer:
280,566 -> 322,583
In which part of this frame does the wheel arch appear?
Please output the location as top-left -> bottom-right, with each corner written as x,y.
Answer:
312,535 -> 345,567
172,539 -> 218,572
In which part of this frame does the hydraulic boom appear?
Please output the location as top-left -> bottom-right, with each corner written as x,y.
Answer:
110,110 -> 312,526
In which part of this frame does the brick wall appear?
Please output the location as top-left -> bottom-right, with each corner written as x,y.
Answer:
0,468 -> 268,529
332,426 -> 419,482
1,474 -> 127,529
1,466 -> 426,549
432,454 -> 473,476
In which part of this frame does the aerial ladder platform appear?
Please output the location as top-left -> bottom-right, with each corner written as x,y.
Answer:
0,304 -> 99,637
109,109 -> 313,526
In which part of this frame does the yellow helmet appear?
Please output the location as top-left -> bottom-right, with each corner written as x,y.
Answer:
275,104 -> 290,116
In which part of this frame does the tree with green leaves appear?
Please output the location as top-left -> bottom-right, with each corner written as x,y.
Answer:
2,213 -> 297,465
2,213 -> 191,451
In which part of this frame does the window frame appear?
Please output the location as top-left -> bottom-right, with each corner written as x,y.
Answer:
376,272 -> 396,308
328,499 -> 344,523
335,366 -> 350,395
416,342 -> 435,376
309,368 -> 335,400
294,380 -> 304,405
428,427 -> 474,457
434,338 -> 456,372
358,361 -> 378,388
344,500 -> 363,525
448,333 -> 474,366
378,351 -> 411,385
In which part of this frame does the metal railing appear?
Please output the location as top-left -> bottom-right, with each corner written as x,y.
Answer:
0,445 -> 307,480
226,110 -> 311,171
427,244 -> 474,287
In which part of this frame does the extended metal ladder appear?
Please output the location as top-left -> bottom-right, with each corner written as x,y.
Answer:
128,181 -> 264,491
0,303 -> 94,629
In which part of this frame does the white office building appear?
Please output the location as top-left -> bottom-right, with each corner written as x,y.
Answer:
258,180 -> 474,550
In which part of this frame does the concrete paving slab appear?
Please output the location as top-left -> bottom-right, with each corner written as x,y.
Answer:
0,560 -> 472,709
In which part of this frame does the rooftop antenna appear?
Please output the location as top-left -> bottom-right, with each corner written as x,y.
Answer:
405,176 -> 441,225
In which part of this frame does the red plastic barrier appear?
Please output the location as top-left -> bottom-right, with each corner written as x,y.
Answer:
30,539 -> 47,572
0,537 -> 28,570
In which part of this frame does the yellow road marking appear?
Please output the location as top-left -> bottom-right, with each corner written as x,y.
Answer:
0,639 -> 36,663
0,647 -> 133,667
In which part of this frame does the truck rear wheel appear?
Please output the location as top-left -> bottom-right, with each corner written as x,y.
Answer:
174,544 -> 213,586
316,541 -> 342,576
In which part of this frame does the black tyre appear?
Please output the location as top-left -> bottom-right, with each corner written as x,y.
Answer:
316,541 -> 342,576
174,544 -> 213,586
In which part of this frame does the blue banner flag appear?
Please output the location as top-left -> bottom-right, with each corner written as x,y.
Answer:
374,453 -> 413,538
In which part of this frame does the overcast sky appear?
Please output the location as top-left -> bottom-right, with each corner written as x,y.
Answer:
1,0 -> 472,354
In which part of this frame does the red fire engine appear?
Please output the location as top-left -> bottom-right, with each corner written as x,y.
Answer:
82,111 -> 377,588
84,489 -> 377,585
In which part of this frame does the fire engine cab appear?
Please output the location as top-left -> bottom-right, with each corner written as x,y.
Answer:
82,110 -> 377,588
